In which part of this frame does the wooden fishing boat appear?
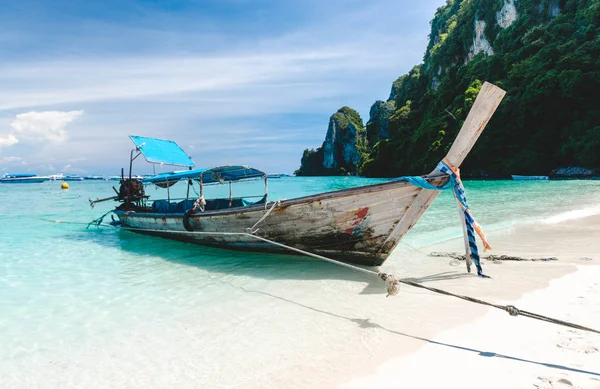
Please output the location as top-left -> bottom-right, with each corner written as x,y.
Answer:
94,82 -> 505,266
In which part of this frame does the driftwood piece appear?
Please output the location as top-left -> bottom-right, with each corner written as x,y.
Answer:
429,252 -> 559,262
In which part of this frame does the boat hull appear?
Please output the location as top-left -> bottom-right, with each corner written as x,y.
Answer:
511,175 -> 549,181
0,177 -> 50,183
115,178 -> 445,266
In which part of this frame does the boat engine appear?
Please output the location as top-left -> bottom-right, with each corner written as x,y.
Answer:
118,178 -> 145,202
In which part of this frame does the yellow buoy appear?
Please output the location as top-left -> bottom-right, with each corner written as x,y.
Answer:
61,182 -> 69,189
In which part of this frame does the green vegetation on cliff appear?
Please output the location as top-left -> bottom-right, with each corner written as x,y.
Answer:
362,0 -> 600,177
298,0 -> 600,177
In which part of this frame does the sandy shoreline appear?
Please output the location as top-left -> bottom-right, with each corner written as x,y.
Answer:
343,263 -> 600,389
342,215 -> 600,389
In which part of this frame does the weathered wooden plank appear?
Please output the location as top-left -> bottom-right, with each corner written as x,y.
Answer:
117,181 -> 423,265
376,82 -> 506,257
445,82 -> 507,167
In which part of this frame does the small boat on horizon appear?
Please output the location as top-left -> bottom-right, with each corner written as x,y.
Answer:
0,174 -> 50,184
63,174 -> 84,181
511,175 -> 549,181
89,82 -> 506,269
108,175 -> 143,181
266,173 -> 290,179
84,175 -> 107,181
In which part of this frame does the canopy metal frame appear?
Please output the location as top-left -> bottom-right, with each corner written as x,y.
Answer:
126,137 -> 267,210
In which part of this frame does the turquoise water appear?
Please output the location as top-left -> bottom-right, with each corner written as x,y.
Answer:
1,178 -> 599,386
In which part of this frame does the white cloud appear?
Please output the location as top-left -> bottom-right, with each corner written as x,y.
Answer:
1,156 -> 21,163
10,110 -> 83,143
0,49 -> 395,111
0,133 -> 18,147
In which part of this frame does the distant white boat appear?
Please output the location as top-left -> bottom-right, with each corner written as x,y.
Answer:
108,175 -> 142,181
0,174 -> 50,184
63,174 -> 84,181
84,175 -> 107,181
511,175 -> 549,181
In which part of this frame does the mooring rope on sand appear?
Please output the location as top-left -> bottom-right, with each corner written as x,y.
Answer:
42,217 -> 600,335
398,278 -> 600,334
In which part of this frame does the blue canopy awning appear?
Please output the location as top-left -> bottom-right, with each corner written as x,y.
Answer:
143,165 -> 266,187
130,136 -> 195,167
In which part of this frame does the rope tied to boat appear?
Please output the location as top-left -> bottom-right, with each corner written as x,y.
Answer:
86,210 -> 113,229
399,278 -> 600,334
505,305 -> 520,316
394,158 -> 490,278
192,195 -> 206,213
247,200 -> 281,234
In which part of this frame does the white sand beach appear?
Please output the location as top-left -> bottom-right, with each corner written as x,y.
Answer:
343,215 -> 600,389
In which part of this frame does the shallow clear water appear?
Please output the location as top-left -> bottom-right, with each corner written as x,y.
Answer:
1,177 -> 599,385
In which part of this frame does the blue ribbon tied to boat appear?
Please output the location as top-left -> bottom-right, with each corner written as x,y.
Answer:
394,158 -> 492,277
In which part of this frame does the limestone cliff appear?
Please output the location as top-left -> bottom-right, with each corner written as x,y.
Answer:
297,0 -> 599,177
360,0 -> 599,177
366,100 -> 395,146
296,107 -> 367,176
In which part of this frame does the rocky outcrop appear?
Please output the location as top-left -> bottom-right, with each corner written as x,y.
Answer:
296,107 -> 367,176
552,166 -> 597,178
466,19 -> 494,63
366,100 -> 395,146
323,107 -> 367,171
496,0 -> 518,28
389,77 -> 402,101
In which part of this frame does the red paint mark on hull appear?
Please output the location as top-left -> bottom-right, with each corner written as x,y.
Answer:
356,207 -> 368,219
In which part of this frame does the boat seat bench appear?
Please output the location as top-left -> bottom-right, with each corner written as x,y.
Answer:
151,195 -> 267,213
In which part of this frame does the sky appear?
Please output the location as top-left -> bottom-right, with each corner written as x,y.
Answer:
0,0 -> 443,176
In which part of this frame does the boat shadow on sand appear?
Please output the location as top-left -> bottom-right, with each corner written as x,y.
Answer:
68,226 -> 472,293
